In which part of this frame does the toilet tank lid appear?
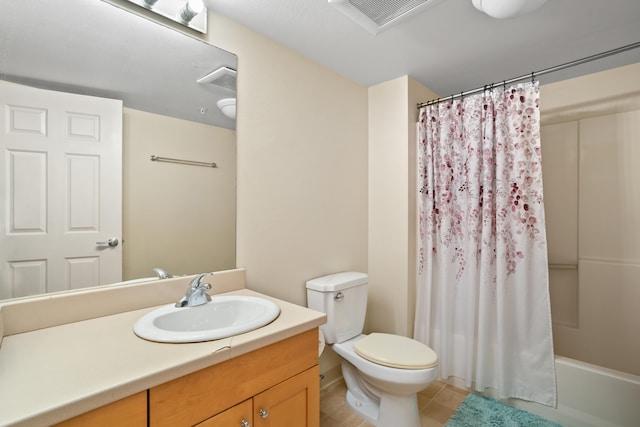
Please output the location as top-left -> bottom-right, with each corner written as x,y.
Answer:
306,272 -> 368,292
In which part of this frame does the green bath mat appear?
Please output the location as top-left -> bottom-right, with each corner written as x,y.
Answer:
445,393 -> 563,427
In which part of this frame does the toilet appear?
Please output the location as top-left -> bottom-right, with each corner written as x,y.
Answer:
306,272 -> 439,427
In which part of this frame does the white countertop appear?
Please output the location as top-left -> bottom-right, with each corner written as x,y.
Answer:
0,287 -> 325,426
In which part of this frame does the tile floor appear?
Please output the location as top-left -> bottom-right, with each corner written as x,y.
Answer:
320,379 -> 469,427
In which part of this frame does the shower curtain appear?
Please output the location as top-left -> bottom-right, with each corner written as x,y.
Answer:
414,82 -> 556,406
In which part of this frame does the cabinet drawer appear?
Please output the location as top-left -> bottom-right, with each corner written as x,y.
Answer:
150,328 -> 318,426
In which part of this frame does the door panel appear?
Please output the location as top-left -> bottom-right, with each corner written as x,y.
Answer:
0,81 -> 122,298
253,366 -> 320,427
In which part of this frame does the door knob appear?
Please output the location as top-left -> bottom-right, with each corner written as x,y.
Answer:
259,408 -> 269,419
96,238 -> 119,247
241,420 -> 250,427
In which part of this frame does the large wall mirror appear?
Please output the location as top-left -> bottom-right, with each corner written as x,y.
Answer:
0,0 -> 237,300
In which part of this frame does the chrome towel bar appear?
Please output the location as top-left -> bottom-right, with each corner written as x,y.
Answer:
150,155 -> 217,168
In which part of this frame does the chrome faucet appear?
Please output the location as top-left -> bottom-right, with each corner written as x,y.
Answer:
153,268 -> 172,279
175,273 -> 212,307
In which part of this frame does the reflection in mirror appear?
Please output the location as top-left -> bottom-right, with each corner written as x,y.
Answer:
0,0 -> 237,300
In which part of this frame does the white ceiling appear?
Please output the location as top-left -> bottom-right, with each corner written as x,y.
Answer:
207,0 -> 640,98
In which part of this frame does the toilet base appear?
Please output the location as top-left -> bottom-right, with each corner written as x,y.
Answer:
341,360 -> 421,427
377,391 -> 420,427
345,389 -> 421,427
345,390 -> 378,425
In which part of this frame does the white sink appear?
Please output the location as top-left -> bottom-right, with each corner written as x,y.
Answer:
133,295 -> 281,343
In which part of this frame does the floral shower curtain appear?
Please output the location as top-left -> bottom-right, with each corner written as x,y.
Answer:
414,82 -> 556,406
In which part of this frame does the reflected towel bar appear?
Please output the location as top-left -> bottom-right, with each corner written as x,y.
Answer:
548,264 -> 578,270
150,155 -> 217,168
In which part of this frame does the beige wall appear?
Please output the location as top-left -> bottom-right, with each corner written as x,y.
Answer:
204,14 -> 369,383
540,63 -> 640,376
206,14 -> 369,308
367,76 -> 437,337
122,108 -> 236,280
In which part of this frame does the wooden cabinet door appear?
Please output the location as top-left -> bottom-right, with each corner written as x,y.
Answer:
150,329 -> 318,427
196,399 -> 252,427
52,392 -> 146,427
253,366 -> 319,427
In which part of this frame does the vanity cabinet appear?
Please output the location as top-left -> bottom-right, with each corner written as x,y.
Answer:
52,391 -> 147,427
150,328 -> 319,427
195,367 -> 318,427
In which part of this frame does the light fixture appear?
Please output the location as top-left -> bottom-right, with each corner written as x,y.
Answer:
124,0 -> 208,33
178,0 -> 204,24
217,98 -> 236,120
472,0 -> 547,19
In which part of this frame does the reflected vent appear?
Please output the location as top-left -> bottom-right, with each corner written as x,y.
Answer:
329,0 -> 440,34
197,66 -> 237,91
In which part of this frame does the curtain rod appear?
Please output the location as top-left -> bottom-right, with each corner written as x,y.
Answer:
417,40 -> 640,109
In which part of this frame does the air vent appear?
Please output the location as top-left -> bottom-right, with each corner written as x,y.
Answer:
329,0 -> 441,34
197,66 -> 236,90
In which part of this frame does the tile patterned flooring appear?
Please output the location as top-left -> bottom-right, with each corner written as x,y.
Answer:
320,379 -> 469,427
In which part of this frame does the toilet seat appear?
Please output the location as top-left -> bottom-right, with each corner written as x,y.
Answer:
353,333 -> 438,370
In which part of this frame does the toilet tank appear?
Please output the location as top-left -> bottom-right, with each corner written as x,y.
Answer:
306,272 -> 368,344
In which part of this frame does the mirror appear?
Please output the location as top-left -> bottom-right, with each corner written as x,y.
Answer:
0,0 -> 237,300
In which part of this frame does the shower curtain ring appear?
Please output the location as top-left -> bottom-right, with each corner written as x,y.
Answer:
531,72 -> 535,83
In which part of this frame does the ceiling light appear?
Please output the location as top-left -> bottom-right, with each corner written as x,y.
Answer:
472,0 -> 547,19
217,98 -> 236,120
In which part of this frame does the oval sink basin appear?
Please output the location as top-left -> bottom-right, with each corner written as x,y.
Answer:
133,295 -> 280,343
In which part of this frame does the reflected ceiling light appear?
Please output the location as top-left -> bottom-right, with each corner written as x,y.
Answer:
178,0 -> 204,23
217,98 -> 236,120
472,0 -> 548,19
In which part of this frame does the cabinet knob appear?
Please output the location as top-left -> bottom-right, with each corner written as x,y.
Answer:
259,408 -> 269,419
241,420 -> 250,427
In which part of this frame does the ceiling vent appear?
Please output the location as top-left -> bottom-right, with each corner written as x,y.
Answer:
329,0 -> 441,34
197,66 -> 236,91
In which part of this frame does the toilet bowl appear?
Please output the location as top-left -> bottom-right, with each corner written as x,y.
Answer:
334,334 -> 438,393
306,272 -> 439,427
333,334 -> 438,426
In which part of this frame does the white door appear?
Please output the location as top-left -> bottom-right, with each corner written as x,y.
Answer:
0,81 -> 122,299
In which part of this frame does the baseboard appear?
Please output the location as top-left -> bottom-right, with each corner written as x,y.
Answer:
320,365 -> 343,391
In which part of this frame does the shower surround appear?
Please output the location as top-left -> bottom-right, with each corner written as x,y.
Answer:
530,62 -> 640,426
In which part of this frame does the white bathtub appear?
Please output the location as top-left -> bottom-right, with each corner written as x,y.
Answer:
509,356 -> 640,427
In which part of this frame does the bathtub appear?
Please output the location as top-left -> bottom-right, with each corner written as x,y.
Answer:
508,356 -> 640,427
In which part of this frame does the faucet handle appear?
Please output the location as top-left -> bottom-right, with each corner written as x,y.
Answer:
189,273 -> 212,288
188,283 -> 212,306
